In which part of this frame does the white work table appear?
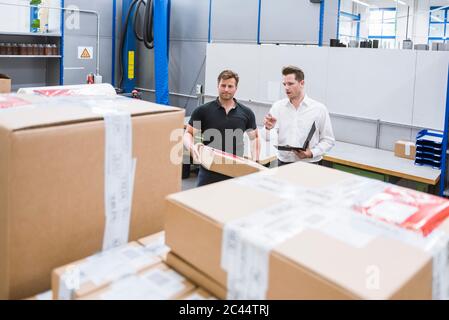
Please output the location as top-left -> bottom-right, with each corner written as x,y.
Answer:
324,141 -> 441,185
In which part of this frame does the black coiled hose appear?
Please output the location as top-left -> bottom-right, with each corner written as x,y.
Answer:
119,0 -> 153,89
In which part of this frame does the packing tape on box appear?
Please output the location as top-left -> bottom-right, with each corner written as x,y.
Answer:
222,175 -> 449,300
222,200 -> 335,299
404,142 -> 414,156
141,234 -> 170,257
58,244 -> 160,300
67,97 -> 137,251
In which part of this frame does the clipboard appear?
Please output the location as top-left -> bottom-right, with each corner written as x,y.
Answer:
274,122 -> 316,152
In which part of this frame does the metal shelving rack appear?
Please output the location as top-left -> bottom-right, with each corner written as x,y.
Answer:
0,1 -> 64,89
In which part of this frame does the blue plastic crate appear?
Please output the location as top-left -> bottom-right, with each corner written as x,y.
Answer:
416,129 -> 444,148
414,129 -> 444,169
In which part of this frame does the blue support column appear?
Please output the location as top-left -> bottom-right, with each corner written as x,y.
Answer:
336,0 -> 341,39
318,0 -> 325,46
356,14 -> 361,40
112,0 -> 117,87
257,0 -> 262,44
439,65 -> 449,196
59,0 -> 64,85
153,0 -> 171,105
208,0 -> 212,43
121,0 -> 137,93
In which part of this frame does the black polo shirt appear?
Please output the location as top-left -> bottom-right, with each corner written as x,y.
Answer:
188,98 -> 257,156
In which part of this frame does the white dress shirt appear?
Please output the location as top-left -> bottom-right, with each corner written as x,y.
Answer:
264,95 -> 335,163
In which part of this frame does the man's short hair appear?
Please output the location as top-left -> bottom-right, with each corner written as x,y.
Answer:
282,65 -> 305,82
217,70 -> 239,86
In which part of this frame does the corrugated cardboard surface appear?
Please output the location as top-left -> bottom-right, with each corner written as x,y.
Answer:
166,162 -> 439,299
0,74 -> 11,93
0,95 -> 184,299
167,252 -> 226,300
394,140 -> 416,160
200,146 -> 268,178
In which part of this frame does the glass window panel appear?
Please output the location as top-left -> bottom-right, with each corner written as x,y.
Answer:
340,21 -> 354,37
383,10 -> 396,22
429,23 -> 445,37
430,9 -> 445,23
383,23 -> 396,36
370,10 -> 383,23
369,23 -> 382,36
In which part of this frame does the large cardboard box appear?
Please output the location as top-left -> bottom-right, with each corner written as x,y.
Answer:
167,252 -> 226,299
0,74 -> 11,93
165,162 -> 449,300
394,140 -> 416,160
199,146 -> 268,178
80,263 -> 195,300
0,94 -> 184,299
52,242 -> 162,300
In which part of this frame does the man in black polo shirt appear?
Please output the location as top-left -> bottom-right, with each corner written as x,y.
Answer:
184,70 -> 260,186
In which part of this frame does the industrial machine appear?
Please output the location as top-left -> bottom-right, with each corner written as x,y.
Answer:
118,0 -> 170,105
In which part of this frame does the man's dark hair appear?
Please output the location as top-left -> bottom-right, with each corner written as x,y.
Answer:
217,70 -> 239,86
282,65 -> 305,82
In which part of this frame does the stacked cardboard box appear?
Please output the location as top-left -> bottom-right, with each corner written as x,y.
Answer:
52,242 -> 162,300
51,233 -> 216,300
165,161 -> 449,300
0,94 -> 185,299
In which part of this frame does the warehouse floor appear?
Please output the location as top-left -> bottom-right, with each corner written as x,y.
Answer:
181,174 -> 198,191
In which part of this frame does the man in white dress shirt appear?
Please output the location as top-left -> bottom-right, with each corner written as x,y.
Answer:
264,65 -> 335,166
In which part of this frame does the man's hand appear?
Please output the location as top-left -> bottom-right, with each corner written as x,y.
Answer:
293,149 -> 313,159
264,113 -> 277,130
190,143 -> 204,164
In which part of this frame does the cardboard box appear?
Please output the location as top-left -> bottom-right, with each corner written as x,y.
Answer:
137,231 -> 170,261
394,140 -> 416,160
165,162 -> 449,299
80,263 -> 195,300
52,242 -> 162,300
199,146 -> 268,178
167,252 -> 225,300
0,74 -> 11,93
0,94 -> 185,299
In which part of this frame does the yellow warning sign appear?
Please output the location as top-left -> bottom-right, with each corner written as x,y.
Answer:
78,46 -> 93,60
80,48 -> 91,59
128,51 -> 135,80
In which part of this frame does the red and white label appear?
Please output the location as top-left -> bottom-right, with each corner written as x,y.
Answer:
353,186 -> 449,236
0,96 -> 30,109
33,89 -> 74,97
